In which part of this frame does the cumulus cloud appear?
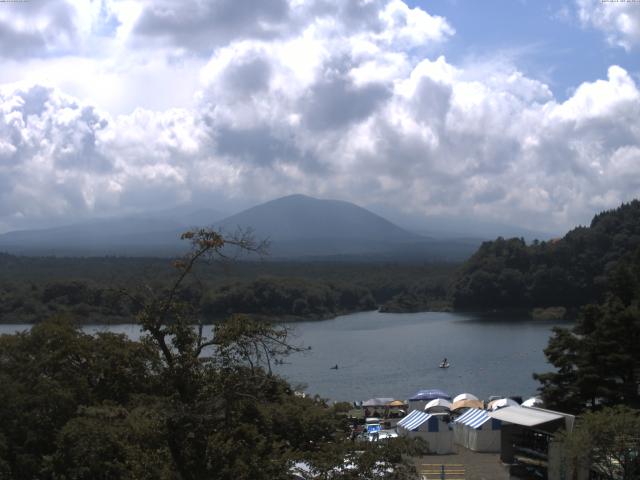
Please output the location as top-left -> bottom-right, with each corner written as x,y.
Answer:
0,1 -> 79,58
131,0 -> 453,55
0,84 -> 112,220
576,0 -> 640,50
0,0 -> 638,234
133,0 -> 291,54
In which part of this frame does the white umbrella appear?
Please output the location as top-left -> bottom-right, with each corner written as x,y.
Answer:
488,398 -> 519,411
424,398 -> 452,412
521,397 -> 544,408
452,393 -> 479,403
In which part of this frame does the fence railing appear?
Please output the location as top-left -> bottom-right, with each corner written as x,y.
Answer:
419,463 -> 465,480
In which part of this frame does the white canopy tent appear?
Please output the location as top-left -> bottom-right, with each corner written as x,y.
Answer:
424,398 -> 452,413
396,411 -> 454,454
453,408 -> 501,452
521,396 -> 544,408
488,397 -> 519,411
452,393 -> 479,403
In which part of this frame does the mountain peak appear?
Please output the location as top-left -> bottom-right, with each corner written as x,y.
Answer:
218,194 -> 416,243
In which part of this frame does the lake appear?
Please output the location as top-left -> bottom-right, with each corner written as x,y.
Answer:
0,311 -> 567,402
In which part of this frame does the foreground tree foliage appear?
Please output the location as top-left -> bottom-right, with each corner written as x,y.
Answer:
0,229 -> 426,479
557,406 -> 640,480
0,319 -> 163,479
534,248 -> 640,413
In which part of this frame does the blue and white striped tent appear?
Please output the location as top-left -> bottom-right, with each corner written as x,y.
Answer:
455,408 -> 491,429
453,408 -> 501,452
397,410 -> 432,431
397,411 -> 454,454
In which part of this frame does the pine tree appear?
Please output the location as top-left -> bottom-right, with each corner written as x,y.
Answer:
534,249 -> 640,412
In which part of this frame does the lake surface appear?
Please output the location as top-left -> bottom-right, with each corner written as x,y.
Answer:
0,311 -> 567,402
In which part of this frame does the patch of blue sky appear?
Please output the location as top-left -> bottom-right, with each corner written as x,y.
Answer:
408,0 -> 639,100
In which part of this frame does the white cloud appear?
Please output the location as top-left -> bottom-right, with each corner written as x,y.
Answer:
0,0 -> 638,234
576,0 -> 640,50
377,0 -> 455,47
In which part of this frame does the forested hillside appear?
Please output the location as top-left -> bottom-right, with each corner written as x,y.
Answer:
450,200 -> 640,310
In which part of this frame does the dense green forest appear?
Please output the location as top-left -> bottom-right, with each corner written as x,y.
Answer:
202,277 -> 376,320
450,200 -> 640,311
0,253 -> 455,323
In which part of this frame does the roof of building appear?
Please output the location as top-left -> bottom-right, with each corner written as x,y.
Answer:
488,406 -> 564,427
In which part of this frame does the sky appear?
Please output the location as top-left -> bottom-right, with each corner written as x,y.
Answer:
0,0 -> 639,234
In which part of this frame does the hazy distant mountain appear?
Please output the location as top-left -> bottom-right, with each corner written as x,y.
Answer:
217,194 -> 416,241
368,205 -> 556,241
0,207 -> 223,256
213,194 -> 477,260
0,195 -> 481,260
411,217 -> 554,242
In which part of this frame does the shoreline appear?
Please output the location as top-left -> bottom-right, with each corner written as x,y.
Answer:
0,304 -> 578,325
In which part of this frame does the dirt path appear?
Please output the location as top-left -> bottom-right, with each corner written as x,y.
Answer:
412,446 -> 510,480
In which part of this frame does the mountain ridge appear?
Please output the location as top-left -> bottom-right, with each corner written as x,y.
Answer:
215,194 -> 421,242
0,194 -> 477,260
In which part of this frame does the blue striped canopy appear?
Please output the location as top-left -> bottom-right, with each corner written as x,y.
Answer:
408,389 -> 451,401
454,408 -> 490,429
397,410 -> 432,431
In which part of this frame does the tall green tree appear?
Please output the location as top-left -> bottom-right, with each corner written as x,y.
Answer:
534,251 -> 640,413
126,228 -> 426,479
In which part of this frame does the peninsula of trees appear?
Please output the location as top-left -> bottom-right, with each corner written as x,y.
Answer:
450,200 -> 640,312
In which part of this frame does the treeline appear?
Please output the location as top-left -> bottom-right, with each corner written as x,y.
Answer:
0,257 -> 456,323
0,280 -> 140,324
450,200 -> 640,310
202,277 -> 376,320
379,278 -> 449,313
